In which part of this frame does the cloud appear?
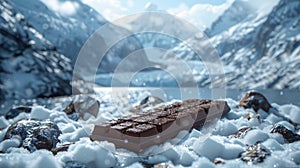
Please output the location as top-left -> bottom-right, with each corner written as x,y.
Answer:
82,0 -> 129,21
167,0 -> 234,30
41,0 -> 79,16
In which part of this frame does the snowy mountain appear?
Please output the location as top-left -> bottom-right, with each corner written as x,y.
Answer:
7,0 -> 106,63
0,0 -> 72,100
205,0 -> 254,37
167,0 -> 300,89
7,0 -> 151,74
117,11 -> 198,61
0,0 -> 157,100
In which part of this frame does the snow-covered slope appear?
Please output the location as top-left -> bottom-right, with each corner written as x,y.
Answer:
205,0 -> 254,37
168,0 -> 300,89
7,0 -> 107,62
7,0 -> 150,74
0,0 -> 73,100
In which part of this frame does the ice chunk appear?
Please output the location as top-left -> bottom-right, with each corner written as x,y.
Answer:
262,139 -> 284,151
0,136 -> 21,152
213,121 -> 238,136
161,148 -> 180,163
30,106 -> 51,120
289,151 -> 300,165
244,129 -> 269,145
192,137 -> 224,160
222,143 -> 244,160
279,104 -> 300,124
31,152 -> 61,168
67,139 -> 117,167
179,151 -> 195,166
191,157 -> 215,168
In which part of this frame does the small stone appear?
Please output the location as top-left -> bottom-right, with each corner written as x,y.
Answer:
5,106 -> 32,119
270,124 -> 300,143
140,96 -> 164,106
52,143 -> 74,155
238,91 -> 272,112
234,127 -> 252,138
4,119 -> 62,152
213,157 -> 225,165
63,96 -> 100,120
240,144 -> 270,164
244,113 -> 260,121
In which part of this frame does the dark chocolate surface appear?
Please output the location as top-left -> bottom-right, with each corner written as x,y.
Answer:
91,99 -> 230,152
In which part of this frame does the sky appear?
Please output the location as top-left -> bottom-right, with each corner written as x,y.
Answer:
81,0 -> 234,30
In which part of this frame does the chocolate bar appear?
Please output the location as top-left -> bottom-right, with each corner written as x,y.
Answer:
91,99 -> 230,152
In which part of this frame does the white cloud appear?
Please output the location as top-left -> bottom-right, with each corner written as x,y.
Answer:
167,0 -> 234,30
127,0 -> 134,8
82,0 -> 128,21
41,0 -> 79,16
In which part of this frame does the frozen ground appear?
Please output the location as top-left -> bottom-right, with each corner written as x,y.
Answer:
0,88 -> 300,167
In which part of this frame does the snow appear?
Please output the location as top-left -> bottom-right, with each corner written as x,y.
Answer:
278,104 -> 300,124
0,116 -> 9,129
30,106 -> 51,120
60,138 -> 117,168
0,136 -> 21,152
289,151 -> 300,165
0,90 -> 300,167
262,139 -> 284,151
243,129 -> 269,145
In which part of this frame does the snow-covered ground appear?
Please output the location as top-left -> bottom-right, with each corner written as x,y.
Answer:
0,88 -> 300,167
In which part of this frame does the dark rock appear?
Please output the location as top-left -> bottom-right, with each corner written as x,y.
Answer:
234,127 -> 252,138
63,96 -> 100,120
270,124 -> 300,143
213,158 -> 225,165
52,143 -> 74,155
244,113 -> 260,121
5,106 -> 32,119
140,96 -> 164,106
238,91 -> 272,112
4,119 -> 62,152
240,144 -> 270,164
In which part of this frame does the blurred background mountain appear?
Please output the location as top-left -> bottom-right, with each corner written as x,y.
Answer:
0,0 -> 299,101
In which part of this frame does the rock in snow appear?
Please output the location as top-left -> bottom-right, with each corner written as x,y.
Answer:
4,119 -> 62,152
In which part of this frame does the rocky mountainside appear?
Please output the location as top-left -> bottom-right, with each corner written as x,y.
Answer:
0,0 -> 73,100
168,0 -> 300,89
7,0 -> 107,63
0,0 -> 156,100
